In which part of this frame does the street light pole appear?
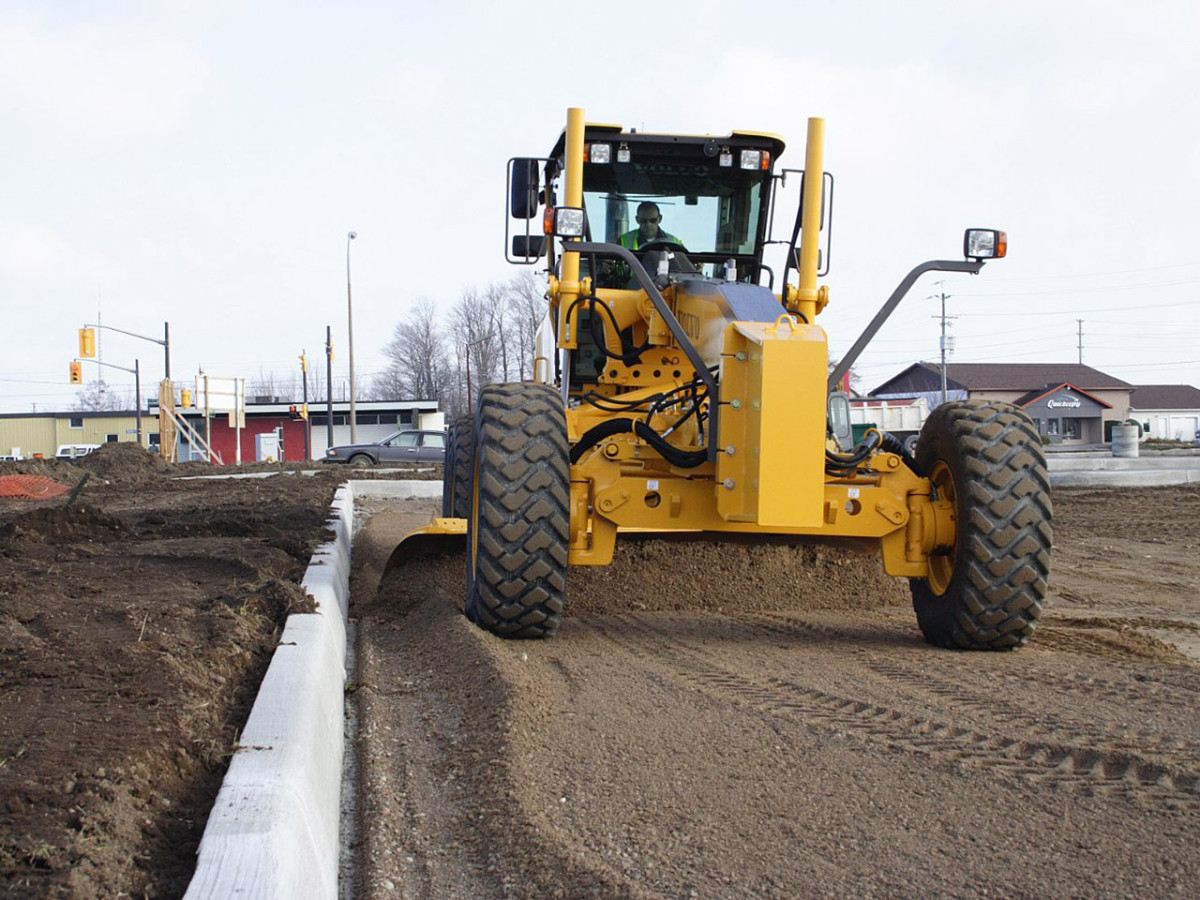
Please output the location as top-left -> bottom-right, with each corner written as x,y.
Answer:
326,325 -> 334,450
346,231 -> 358,443
134,359 -> 142,447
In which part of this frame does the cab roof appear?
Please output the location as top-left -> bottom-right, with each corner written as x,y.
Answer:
549,122 -> 787,161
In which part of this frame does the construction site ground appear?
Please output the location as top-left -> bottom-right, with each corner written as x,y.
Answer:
2,442 -> 1199,897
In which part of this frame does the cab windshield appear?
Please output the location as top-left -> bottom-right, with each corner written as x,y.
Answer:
581,159 -> 766,256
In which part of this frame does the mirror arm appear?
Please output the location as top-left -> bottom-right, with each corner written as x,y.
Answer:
827,259 -> 983,394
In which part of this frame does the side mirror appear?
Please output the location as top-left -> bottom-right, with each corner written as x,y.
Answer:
509,158 -> 540,219
827,391 -> 853,451
964,228 -> 1007,260
511,235 -> 546,259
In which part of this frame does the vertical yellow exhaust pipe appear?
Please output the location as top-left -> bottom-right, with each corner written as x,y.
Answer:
558,107 -> 586,349
794,117 -> 824,323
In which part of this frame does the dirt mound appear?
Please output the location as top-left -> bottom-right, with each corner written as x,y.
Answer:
0,457 -> 84,482
0,471 -> 339,898
569,535 -> 910,616
75,442 -> 170,484
0,503 -> 130,544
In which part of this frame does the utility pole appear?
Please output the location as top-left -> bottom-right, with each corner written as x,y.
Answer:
77,357 -> 142,446
300,350 -> 311,461
346,231 -> 358,442
933,283 -> 957,406
1077,319 -> 1084,364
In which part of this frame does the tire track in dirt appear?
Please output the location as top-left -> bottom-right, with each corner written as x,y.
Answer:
703,611 -> 1200,758
586,613 -> 1200,812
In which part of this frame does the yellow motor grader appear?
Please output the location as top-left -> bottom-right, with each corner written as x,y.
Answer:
431,107 -> 1051,650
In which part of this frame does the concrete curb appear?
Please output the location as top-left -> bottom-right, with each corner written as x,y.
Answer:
1051,469 -> 1200,488
1048,456 -> 1200,488
185,484 -> 355,900
183,478 -> 441,899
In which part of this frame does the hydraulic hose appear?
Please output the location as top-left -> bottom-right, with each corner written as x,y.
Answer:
878,430 -> 922,476
570,417 -> 708,468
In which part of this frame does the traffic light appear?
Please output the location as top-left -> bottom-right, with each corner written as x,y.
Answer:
78,327 -> 96,358
180,388 -> 192,408
289,404 -> 302,420
69,361 -> 82,384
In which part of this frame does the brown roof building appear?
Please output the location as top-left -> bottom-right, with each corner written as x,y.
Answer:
871,362 -> 1136,445
1129,385 -> 1200,442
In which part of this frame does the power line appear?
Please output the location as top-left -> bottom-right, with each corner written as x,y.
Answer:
957,279 -> 1200,298
955,298 -> 1198,317
968,259 -> 1200,284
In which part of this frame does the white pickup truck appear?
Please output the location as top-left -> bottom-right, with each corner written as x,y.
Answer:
55,443 -> 101,461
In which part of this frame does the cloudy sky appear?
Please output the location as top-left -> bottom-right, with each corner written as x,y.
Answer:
2,1 -> 1197,413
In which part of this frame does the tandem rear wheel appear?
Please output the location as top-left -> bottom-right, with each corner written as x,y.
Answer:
464,383 -> 570,638
911,400 -> 1053,650
441,413 -> 474,519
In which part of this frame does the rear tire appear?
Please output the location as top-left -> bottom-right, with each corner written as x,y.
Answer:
910,400 -> 1052,650
441,419 -> 459,517
465,383 -> 569,638
448,414 -> 474,519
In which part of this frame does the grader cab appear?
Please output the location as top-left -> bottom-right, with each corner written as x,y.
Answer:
435,107 -> 1050,650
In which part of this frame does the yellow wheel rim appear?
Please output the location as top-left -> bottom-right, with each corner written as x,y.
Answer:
927,460 -> 957,596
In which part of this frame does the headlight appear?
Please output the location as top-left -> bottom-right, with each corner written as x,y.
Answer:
964,229 -> 1007,260
545,206 -> 586,238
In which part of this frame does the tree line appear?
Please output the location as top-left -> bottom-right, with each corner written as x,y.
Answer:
73,271 -> 549,416
368,269 -> 547,421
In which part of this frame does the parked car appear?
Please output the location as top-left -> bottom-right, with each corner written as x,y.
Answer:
322,429 -> 445,466
55,443 -> 101,461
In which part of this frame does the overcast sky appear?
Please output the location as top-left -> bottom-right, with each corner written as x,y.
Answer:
2,1 -> 1197,413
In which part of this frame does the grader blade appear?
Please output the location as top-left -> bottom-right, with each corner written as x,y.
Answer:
382,517 -> 466,577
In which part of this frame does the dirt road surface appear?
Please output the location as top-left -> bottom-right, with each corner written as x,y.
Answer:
2,444 -> 1197,898
352,486 -> 1200,899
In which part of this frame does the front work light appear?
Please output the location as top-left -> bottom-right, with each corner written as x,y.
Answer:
588,143 -> 612,164
964,229 -> 1007,260
740,150 -> 771,170
547,206 -> 586,237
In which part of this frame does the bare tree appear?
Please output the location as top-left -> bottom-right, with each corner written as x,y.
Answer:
828,357 -> 862,394
73,378 -> 130,411
304,359 -> 327,404
483,281 -> 512,382
506,270 -> 550,381
375,298 -> 450,405
450,286 -> 506,412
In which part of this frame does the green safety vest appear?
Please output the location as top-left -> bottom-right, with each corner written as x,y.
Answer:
618,229 -> 680,250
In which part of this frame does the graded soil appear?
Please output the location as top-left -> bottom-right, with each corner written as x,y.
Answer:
352,483 -> 1200,899
3,444 -> 1199,898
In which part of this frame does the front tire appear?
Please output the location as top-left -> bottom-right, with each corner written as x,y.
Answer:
465,383 -> 569,638
910,400 -> 1052,650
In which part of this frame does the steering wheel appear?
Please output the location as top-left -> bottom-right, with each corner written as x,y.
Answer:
637,239 -> 689,255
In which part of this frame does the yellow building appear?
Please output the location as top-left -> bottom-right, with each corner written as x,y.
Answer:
0,410 -> 154,459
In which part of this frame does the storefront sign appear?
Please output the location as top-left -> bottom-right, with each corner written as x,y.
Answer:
1047,394 -> 1083,409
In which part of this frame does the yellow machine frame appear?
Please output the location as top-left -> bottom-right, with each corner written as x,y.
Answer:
536,108 -> 956,579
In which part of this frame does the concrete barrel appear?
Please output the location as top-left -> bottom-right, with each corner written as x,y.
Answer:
1112,424 -> 1140,458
